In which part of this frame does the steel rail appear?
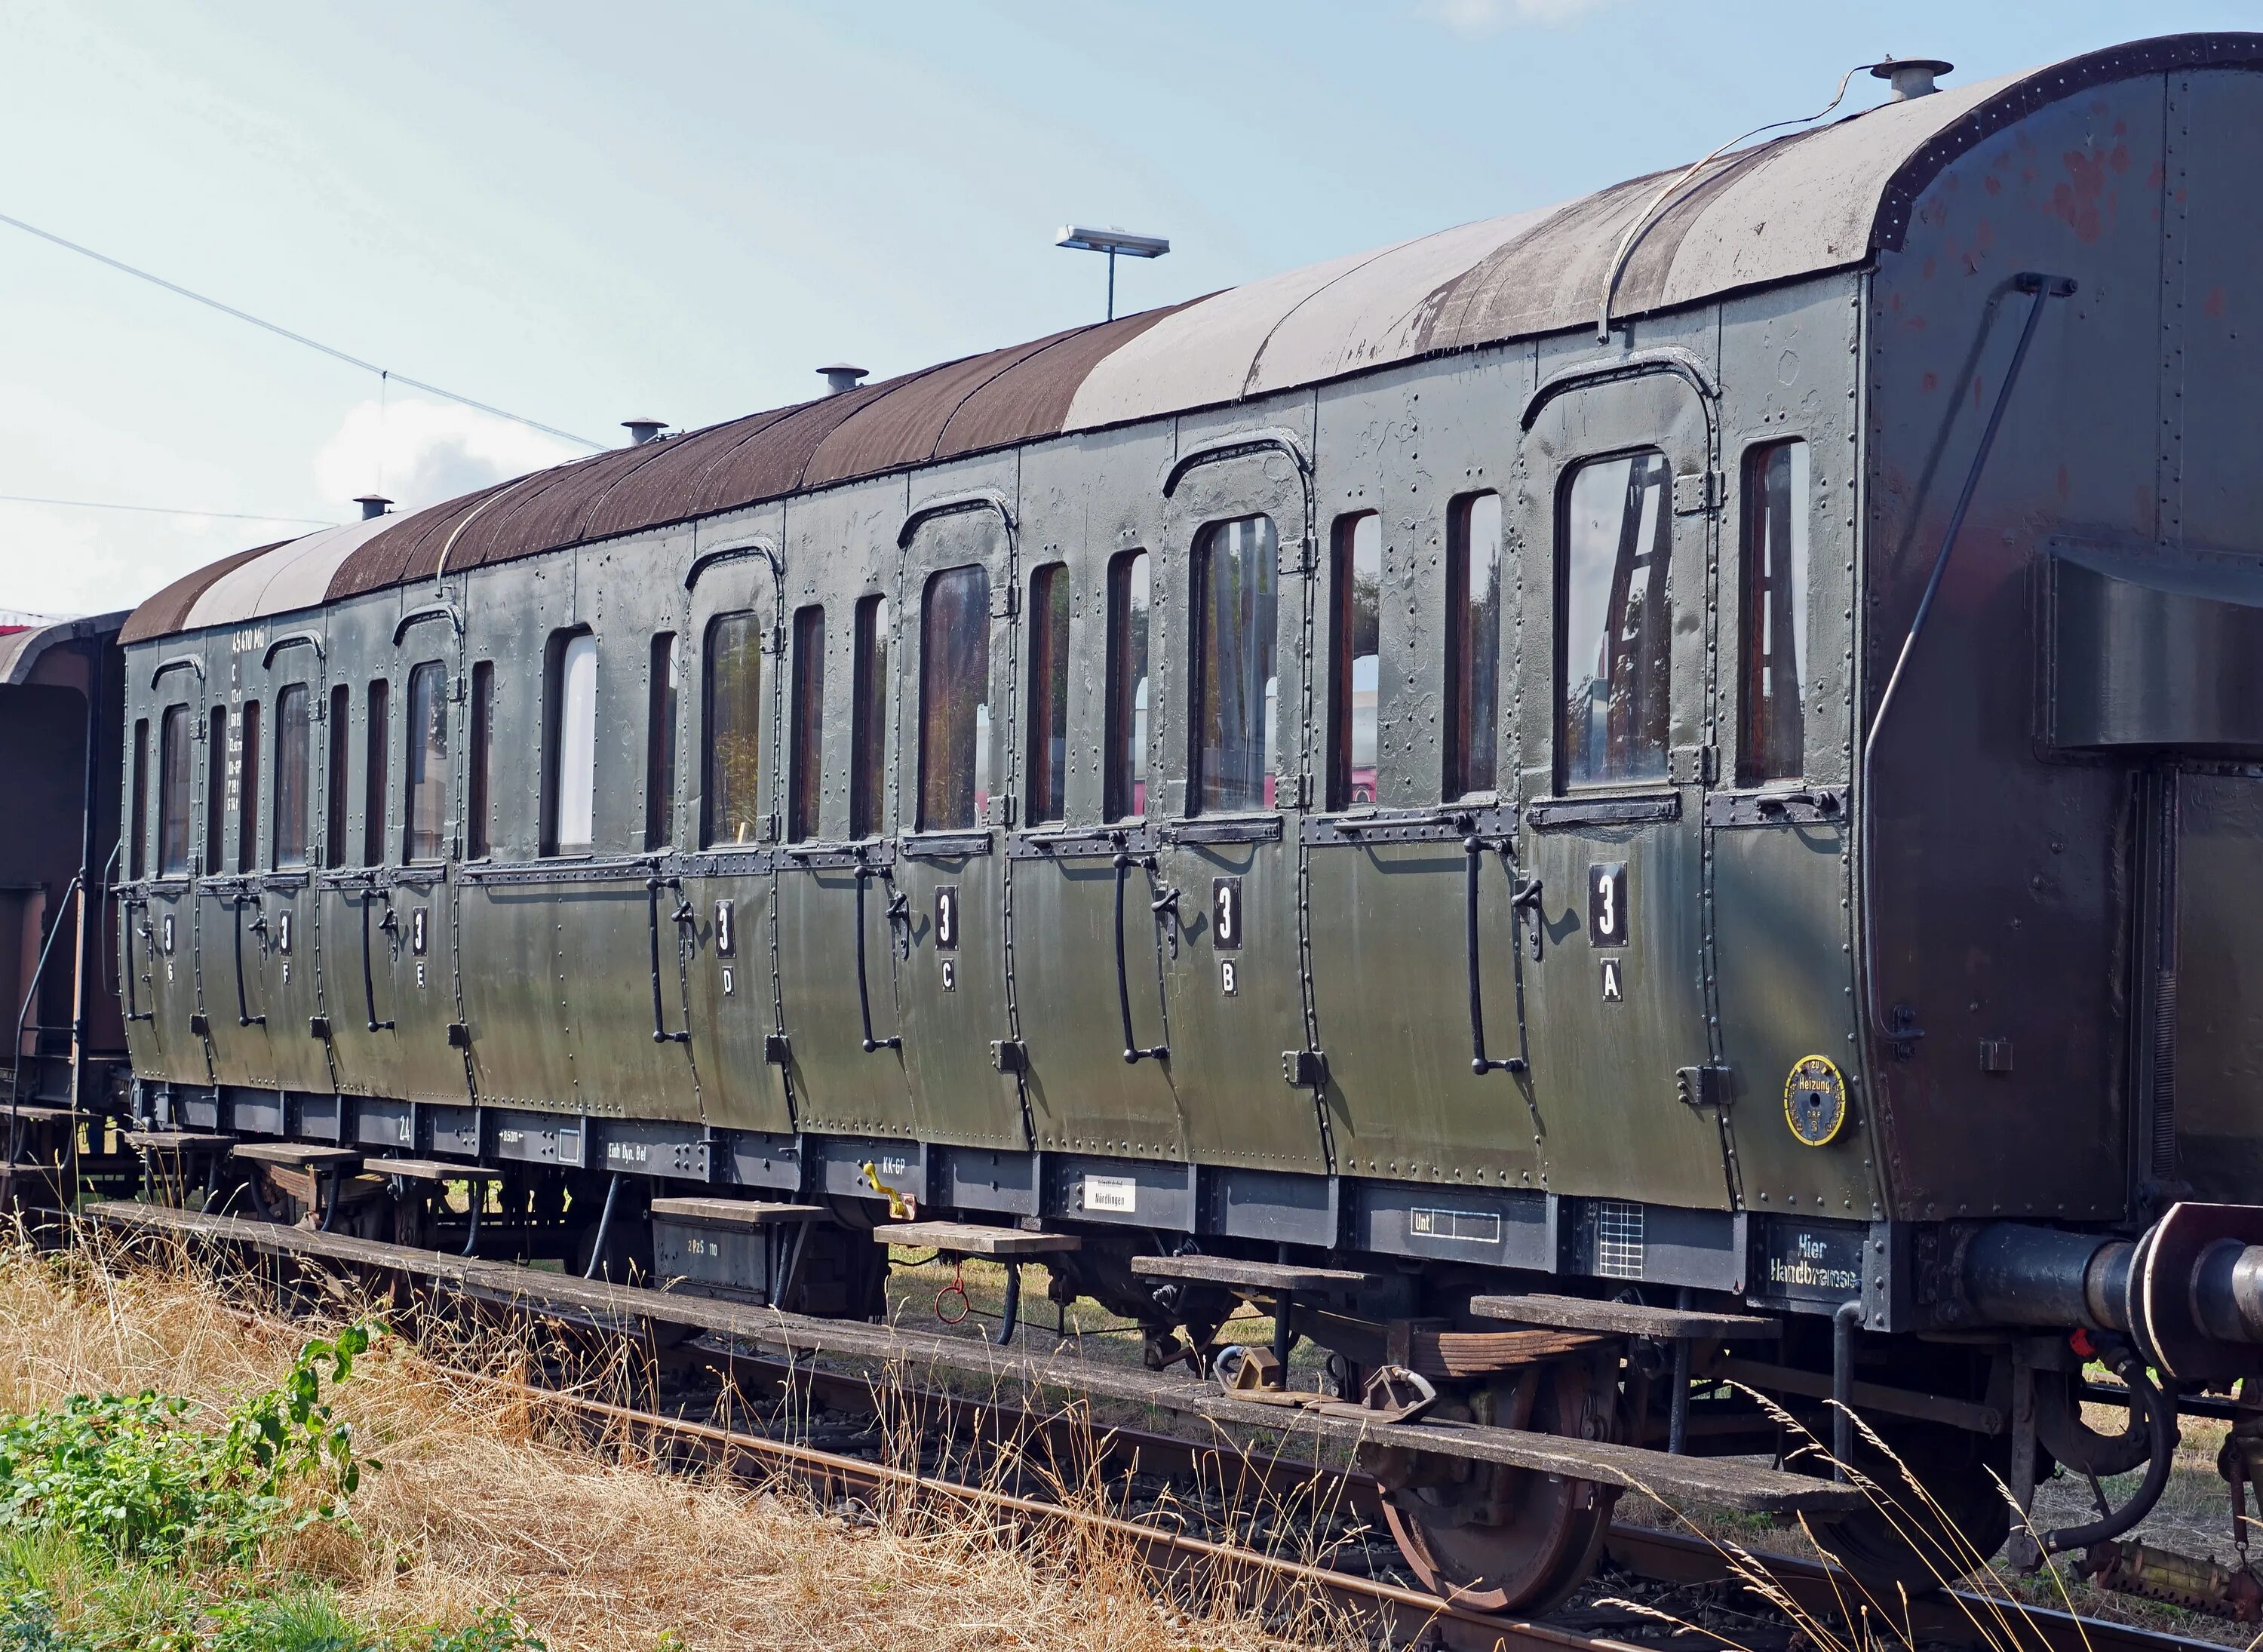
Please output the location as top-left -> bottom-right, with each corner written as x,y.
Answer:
78,1202 -> 2225,1652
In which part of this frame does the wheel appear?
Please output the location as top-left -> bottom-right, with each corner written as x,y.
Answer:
1810,1417 -> 2014,1591
1374,1358 -> 1620,1616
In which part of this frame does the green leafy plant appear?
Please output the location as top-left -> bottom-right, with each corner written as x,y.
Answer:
223,1325 -> 378,1514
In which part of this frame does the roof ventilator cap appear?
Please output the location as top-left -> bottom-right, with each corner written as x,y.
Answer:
818,364 -> 868,395
1871,57 -> 1952,101
621,418 -> 668,446
353,494 -> 392,521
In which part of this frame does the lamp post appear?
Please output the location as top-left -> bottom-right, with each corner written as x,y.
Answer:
1055,225 -> 1170,321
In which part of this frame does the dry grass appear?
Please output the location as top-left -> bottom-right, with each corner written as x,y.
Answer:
0,1237 -> 1373,1652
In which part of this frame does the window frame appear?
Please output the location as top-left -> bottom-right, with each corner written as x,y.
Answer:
849,594 -> 889,840
916,563 -> 992,833
1554,447 -> 1675,794
204,705 -> 229,875
403,659 -> 448,864
156,703 -> 192,879
1103,549 -> 1151,824
128,718 -> 149,881
235,699 -> 262,873
1444,491 -> 1503,802
363,678 -> 390,867
644,634 -> 678,851
1736,437 -> 1812,788
1327,511 -> 1381,812
541,629 -> 597,858
325,686 -> 350,868
1187,515 -> 1279,818
273,683 -> 312,870
1024,561 -> 1070,827
788,605 -> 825,843
466,662 -> 494,860
701,610 -> 765,849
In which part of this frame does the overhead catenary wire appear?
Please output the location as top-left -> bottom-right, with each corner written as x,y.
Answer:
0,208 -> 604,451
0,493 -> 339,527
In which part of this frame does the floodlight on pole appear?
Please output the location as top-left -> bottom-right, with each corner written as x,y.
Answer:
1056,224 -> 1170,321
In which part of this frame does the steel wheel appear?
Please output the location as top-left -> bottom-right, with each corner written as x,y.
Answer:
1380,1359 -> 1620,1616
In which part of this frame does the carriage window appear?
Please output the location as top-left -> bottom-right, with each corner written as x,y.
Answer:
919,565 -> 990,831
704,612 -> 763,847
1329,513 -> 1381,809
467,663 -> 493,859
364,680 -> 388,866
129,718 -> 149,880
645,634 -> 677,850
274,685 -> 310,868
544,632 -> 597,857
1446,493 -> 1502,799
156,705 -> 191,878
325,686 -> 349,867
236,699 -> 262,873
1739,439 -> 1811,785
1561,451 -> 1672,788
1104,550 -> 1150,821
404,661 -> 447,862
788,606 -> 825,843
1191,516 -> 1278,814
204,707 -> 228,874
1026,563 -> 1070,825
850,594 -> 889,839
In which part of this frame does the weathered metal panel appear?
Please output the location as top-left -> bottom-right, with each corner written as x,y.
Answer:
935,306 -> 1190,459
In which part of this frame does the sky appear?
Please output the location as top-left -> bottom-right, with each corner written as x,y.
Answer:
0,0 -> 2249,618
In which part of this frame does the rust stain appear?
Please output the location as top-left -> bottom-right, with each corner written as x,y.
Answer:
2109,143 -> 2131,174
1921,370 -> 1939,394
2056,464 -> 2071,502
2050,147 -> 2112,243
1984,174 -> 2003,196
2204,285 -> 2229,319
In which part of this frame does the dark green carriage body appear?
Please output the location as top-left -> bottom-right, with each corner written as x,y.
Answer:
106,33 -> 2263,1337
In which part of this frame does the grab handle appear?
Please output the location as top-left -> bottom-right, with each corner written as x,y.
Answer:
854,858 -> 900,1054
1464,834 -> 1530,1076
230,894 -> 266,1027
359,889 -> 395,1033
644,876 -> 692,1045
123,898 -> 153,1024
1113,852 -> 1167,1064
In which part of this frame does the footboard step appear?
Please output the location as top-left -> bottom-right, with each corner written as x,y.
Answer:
366,1159 -> 505,1182
1469,1291 -> 1782,1340
651,1196 -> 829,1230
877,1220 -> 1079,1256
232,1141 -> 363,1169
1129,1254 -> 1377,1292
121,1130 -> 233,1150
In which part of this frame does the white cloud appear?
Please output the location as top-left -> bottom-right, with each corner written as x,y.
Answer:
1417,0 -> 1619,33
312,395 -> 584,517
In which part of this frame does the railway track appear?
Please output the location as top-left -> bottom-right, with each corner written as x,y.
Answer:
81,1199 -> 2225,1652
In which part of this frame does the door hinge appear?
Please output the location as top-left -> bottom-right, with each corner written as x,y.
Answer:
1675,1064 -> 1730,1108
989,584 -> 1019,620
985,794 -> 1016,828
1672,469 -> 1721,517
990,1038 -> 1027,1073
763,1033 -> 791,1066
447,1021 -> 471,1049
1669,744 -> 1716,786
1282,1048 -> 1328,1089
1887,1003 -> 1926,1061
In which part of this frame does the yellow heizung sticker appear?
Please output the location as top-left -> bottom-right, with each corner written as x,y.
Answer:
1782,1054 -> 1848,1147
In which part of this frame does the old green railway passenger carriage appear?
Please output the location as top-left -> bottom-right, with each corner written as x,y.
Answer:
92,32 -> 2263,1607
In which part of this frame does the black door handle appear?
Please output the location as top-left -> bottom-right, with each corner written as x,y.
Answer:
1113,851 -> 1167,1064
231,895 -> 266,1027
853,858 -> 901,1054
1464,834 -> 1529,1076
644,876 -> 692,1045
359,889 -> 395,1032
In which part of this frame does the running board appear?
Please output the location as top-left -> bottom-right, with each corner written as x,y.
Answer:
86,1200 -> 1859,1517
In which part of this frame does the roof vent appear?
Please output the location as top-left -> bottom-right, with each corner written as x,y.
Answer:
354,494 -> 392,521
1871,57 -> 1952,101
818,364 -> 868,396
622,418 -> 668,446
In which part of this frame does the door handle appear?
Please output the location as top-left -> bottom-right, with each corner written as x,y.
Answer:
1464,833 -> 1530,1076
230,895 -> 266,1028
1113,851 -> 1167,1064
358,889 -> 395,1032
644,876 -> 692,1045
853,858 -> 901,1054
123,902 -> 152,1023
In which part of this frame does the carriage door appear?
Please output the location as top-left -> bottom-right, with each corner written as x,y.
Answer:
199,636 -> 278,1092
893,498 -> 1026,1151
1151,445 -> 1327,1174
259,637 -> 329,1098
682,547 -> 794,1149
1514,367 -> 1731,1209
131,662 -> 209,1088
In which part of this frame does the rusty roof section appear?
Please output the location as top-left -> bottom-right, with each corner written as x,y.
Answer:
122,32 -> 2261,642
119,542 -> 292,643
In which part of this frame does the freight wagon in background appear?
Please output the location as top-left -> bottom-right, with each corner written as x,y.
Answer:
48,29 -> 2263,1612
